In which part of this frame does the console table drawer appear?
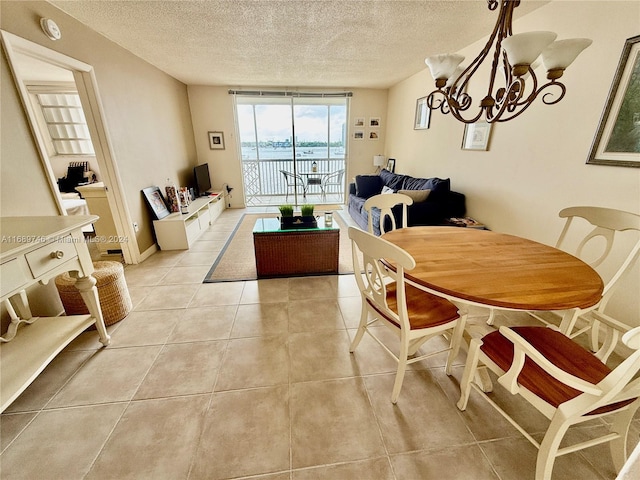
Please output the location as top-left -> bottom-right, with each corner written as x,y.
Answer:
0,259 -> 29,298
25,237 -> 78,278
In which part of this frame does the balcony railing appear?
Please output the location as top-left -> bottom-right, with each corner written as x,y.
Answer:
242,158 -> 345,205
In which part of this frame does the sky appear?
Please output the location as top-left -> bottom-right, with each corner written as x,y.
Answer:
237,103 -> 346,144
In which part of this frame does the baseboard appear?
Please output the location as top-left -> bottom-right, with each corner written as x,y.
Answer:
139,243 -> 159,263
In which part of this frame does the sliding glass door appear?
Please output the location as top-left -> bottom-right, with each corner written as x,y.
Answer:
235,93 -> 348,206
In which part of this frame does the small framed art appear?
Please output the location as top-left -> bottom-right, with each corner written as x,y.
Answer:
354,130 -> 364,140
142,186 -> 171,220
462,121 -> 492,151
414,96 -> 430,130
369,117 -> 381,127
386,158 -> 396,172
208,131 -> 225,150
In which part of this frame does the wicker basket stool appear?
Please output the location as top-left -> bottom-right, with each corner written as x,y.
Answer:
55,261 -> 132,326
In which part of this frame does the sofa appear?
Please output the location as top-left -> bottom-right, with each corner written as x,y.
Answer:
348,169 -> 466,235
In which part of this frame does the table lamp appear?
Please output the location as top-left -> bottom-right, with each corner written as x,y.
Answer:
373,155 -> 385,173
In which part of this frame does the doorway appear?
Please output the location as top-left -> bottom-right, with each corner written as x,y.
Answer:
1,30 -> 140,264
234,93 -> 348,207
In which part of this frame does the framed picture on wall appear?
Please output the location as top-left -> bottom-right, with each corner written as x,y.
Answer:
414,96 -> 430,130
354,117 -> 365,127
142,186 -> 171,220
208,131 -> 225,150
369,117 -> 381,127
587,35 -> 640,168
354,130 -> 364,140
461,121 -> 492,151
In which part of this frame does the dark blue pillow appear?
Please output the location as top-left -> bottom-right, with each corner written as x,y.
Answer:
355,175 -> 383,199
379,169 -> 406,191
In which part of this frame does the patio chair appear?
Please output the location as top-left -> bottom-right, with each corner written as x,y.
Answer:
280,170 -> 306,201
457,312 -> 640,480
363,193 -> 413,235
321,169 -> 345,201
348,227 -> 467,403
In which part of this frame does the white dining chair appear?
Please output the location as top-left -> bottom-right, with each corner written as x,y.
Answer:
533,207 -> 640,347
363,192 -> 413,235
348,227 -> 467,404
457,311 -> 640,480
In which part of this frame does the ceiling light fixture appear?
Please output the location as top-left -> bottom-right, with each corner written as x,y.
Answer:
424,0 -> 592,124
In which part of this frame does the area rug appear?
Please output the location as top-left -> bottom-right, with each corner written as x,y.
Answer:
203,212 -> 354,283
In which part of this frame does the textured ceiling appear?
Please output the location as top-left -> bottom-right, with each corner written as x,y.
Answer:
49,0 -> 549,89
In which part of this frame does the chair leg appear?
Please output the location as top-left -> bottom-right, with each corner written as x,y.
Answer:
486,308 -> 496,325
609,402 -> 640,472
349,301 -> 368,352
446,314 -> 467,376
391,336 -> 410,404
457,338 -> 482,411
536,417 -> 569,480
589,317 -> 601,352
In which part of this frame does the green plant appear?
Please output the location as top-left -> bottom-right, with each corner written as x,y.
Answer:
278,204 -> 294,217
301,204 -> 314,216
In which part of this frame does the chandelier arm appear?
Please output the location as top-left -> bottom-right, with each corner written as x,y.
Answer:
495,82 -> 567,122
450,0 -> 513,95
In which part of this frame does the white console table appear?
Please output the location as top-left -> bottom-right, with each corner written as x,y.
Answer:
153,192 -> 224,250
0,215 -> 110,412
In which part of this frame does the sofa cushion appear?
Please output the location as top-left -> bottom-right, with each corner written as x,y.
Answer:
399,189 -> 431,203
355,175 -> 383,199
379,169 -> 406,191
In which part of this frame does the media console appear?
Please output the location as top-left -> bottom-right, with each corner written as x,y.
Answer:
152,192 -> 224,250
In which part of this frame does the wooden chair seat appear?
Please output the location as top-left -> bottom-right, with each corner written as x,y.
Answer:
480,326 -> 636,414
458,318 -> 640,480
368,283 -> 460,330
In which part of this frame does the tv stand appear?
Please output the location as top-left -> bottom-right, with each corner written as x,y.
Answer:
153,191 -> 224,250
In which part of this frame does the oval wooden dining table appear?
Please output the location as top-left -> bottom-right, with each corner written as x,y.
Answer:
381,226 -> 604,334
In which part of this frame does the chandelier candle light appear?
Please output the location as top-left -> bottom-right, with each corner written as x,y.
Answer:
424,0 -> 592,123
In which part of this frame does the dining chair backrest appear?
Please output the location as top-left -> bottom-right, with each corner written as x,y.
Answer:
555,206 -> 640,308
349,227 -> 415,327
363,193 -> 413,235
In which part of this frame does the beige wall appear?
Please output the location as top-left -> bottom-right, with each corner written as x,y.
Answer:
386,1 -> 640,325
187,86 -> 388,206
1,1 -> 197,255
1,1 -> 197,321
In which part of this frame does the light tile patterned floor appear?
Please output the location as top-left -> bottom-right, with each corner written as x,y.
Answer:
1,207 -> 638,479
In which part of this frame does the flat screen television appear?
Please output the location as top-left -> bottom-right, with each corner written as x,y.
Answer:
194,163 -> 212,196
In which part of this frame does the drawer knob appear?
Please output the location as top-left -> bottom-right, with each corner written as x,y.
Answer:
50,250 -> 64,259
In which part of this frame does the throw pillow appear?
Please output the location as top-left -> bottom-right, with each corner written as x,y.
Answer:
398,189 -> 431,203
381,186 -> 395,194
355,175 -> 383,199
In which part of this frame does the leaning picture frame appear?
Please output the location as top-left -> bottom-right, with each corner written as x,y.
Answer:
462,121 -> 492,151
587,35 -> 640,168
414,96 -> 430,130
208,131 -> 225,150
142,186 -> 171,220
386,158 -> 396,172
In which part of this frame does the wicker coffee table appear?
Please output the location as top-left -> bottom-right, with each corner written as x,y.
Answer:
253,217 -> 339,278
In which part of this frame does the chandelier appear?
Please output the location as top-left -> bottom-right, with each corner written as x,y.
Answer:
425,0 -> 592,123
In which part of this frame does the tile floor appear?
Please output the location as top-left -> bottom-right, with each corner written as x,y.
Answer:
1,207 -> 638,479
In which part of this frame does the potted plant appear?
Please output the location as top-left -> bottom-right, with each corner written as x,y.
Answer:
301,204 -> 314,217
279,204 -> 294,218
279,204 -> 317,229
